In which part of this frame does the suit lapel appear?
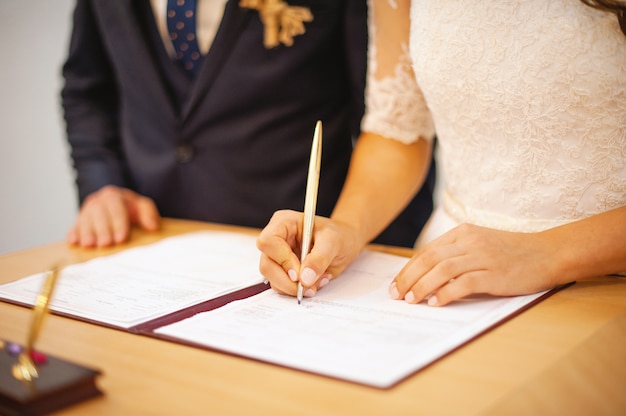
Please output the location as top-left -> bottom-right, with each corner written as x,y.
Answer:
181,0 -> 252,121
95,1 -> 178,119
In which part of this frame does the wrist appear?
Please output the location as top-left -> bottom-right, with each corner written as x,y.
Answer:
330,214 -> 370,253
537,225 -> 597,285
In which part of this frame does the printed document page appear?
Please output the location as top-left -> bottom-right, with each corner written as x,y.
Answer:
156,251 -> 546,388
0,232 -> 264,328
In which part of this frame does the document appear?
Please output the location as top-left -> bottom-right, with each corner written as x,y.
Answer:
0,231 -> 553,388
155,250 -> 548,388
0,232 -> 264,329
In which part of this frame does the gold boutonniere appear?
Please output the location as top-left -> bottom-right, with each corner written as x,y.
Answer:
240,0 -> 314,49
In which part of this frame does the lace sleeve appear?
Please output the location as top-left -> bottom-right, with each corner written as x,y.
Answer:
361,0 -> 435,144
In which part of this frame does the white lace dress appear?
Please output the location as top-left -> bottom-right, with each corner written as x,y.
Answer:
363,0 -> 626,247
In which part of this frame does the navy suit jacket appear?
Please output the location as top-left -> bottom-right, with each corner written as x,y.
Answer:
61,0 -> 435,247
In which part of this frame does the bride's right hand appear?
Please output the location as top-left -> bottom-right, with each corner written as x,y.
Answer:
256,209 -> 364,298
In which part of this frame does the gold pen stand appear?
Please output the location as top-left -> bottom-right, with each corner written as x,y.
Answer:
0,267 -> 102,415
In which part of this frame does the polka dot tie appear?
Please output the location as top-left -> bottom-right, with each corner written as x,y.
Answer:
167,0 -> 203,77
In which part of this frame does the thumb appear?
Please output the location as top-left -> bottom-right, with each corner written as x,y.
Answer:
299,239 -> 342,288
123,190 -> 160,231
135,197 -> 160,231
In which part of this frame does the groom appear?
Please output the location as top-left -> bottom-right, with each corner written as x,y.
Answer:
61,0 -> 436,248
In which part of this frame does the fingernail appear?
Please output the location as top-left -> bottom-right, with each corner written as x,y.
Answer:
304,288 -> 315,298
388,282 -> 400,299
428,295 -> 438,306
288,269 -> 298,282
98,236 -> 112,247
404,291 -> 415,303
301,267 -> 317,286
319,277 -> 330,288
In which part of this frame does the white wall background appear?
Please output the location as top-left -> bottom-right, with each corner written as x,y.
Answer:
0,1 -> 78,255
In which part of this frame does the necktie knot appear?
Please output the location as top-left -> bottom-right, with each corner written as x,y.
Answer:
167,0 -> 203,76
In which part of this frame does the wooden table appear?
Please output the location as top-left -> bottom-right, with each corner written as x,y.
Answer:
1,218 -> 625,415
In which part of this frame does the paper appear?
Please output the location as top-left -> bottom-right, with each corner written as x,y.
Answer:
156,251 -> 547,388
0,232 -> 550,388
0,232 -> 264,328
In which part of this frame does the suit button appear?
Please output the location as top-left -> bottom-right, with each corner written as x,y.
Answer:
176,145 -> 194,163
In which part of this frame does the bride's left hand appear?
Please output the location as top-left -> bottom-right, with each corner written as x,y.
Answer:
389,223 -> 559,306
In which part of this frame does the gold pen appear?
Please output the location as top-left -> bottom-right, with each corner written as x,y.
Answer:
297,120 -> 322,304
12,264 -> 61,381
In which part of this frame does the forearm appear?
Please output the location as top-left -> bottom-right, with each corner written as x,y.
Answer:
331,132 -> 432,247
542,206 -> 626,283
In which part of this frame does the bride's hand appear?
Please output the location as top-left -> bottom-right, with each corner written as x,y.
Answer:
257,210 -> 363,298
389,224 -> 559,306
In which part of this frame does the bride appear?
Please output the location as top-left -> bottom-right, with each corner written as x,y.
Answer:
256,0 -> 626,306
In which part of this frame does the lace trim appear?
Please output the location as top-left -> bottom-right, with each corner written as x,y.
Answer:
361,0 -> 435,144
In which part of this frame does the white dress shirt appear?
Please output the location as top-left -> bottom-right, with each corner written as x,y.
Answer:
150,0 -> 228,56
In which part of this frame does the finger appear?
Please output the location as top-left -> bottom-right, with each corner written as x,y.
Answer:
259,253 -> 298,296
66,223 -> 80,245
73,189 -> 116,248
133,196 -> 160,231
298,218 -> 360,288
427,271 -> 483,306
123,189 -> 160,231
299,246 -> 336,288
90,202 -> 116,248
296,271 -> 333,299
102,191 -> 132,244
302,273 -> 332,298
77,215 -> 97,248
393,241 -> 464,300
257,210 -> 304,280
403,249 -> 476,304
302,286 -> 317,298
72,187 -> 126,248
73,203 -> 101,248
318,273 -> 332,289
390,233 -> 452,297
